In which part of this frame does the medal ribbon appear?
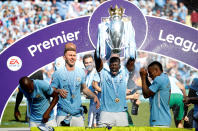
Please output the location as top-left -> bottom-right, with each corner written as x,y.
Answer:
111,77 -> 119,100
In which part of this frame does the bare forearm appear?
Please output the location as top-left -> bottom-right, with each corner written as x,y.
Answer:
141,77 -> 150,98
83,88 -> 96,99
15,91 -> 23,111
182,89 -> 187,98
176,82 -> 186,97
189,97 -> 198,104
94,50 -> 103,72
146,77 -> 151,87
126,95 -> 136,100
126,95 -> 131,100
46,92 -> 59,112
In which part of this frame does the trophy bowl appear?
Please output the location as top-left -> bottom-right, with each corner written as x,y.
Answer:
107,14 -> 124,54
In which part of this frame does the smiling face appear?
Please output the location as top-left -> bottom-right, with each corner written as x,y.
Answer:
110,61 -> 120,76
109,57 -> 121,76
64,50 -> 77,67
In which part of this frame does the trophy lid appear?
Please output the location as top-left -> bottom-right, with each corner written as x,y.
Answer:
109,5 -> 125,17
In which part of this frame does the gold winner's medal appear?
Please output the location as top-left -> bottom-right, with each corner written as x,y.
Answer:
115,98 -> 120,103
72,95 -> 75,99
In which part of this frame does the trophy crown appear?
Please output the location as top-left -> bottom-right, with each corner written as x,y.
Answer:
109,5 -> 125,17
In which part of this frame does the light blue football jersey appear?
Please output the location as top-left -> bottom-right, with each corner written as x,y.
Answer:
94,67 -> 129,112
19,80 -> 54,122
50,66 -> 85,116
149,73 -> 171,126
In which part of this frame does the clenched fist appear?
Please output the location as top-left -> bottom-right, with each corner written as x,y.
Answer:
140,67 -> 148,78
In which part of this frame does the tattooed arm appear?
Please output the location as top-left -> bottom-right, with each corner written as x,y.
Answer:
81,83 -> 100,109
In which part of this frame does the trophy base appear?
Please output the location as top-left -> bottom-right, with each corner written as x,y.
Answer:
112,49 -> 121,54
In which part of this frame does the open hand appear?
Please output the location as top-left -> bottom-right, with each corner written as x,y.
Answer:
57,89 -> 68,98
42,111 -> 50,123
183,97 -> 190,104
94,96 -> 100,109
14,109 -> 21,121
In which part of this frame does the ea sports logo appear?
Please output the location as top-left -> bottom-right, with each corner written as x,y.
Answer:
7,56 -> 22,71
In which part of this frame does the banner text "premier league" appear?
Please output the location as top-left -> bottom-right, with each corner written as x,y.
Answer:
27,31 -> 80,57
158,29 -> 198,53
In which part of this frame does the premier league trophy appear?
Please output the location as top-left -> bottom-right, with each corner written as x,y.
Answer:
96,5 -> 136,59
106,5 -> 125,54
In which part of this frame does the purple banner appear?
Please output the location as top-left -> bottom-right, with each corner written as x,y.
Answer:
140,16 -> 198,69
